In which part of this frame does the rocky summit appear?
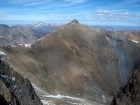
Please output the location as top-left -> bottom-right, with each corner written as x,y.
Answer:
0,20 -> 140,104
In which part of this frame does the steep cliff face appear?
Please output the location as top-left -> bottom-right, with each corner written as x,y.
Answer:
0,80 -> 16,105
0,58 -> 42,105
0,95 -> 11,105
111,67 -> 140,105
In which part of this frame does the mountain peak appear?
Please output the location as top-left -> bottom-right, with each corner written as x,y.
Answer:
35,22 -> 46,27
68,19 -> 79,25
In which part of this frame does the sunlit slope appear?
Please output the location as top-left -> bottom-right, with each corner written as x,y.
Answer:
1,20 -> 140,104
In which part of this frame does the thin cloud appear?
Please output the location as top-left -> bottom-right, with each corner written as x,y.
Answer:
64,0 -> 86,3
7,0 -> 34,4
95,10 -> 111,15
125,4 -> 140,8
7,0 -> 52,6
120,0 -> 140,5
94,10 -> 140,23
7,0 -> 86,7
58,0 -> 86,7
86,15 -> 89,18
95,0 -> 140,12
25,0 -> 52,6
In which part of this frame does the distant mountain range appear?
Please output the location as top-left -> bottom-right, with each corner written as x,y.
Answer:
0,22 -> 63,47
0,22 -> 140,47
90,25 -> 140,31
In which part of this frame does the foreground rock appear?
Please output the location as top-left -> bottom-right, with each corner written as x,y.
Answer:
0,57 -> 42,105
0,95 -> 11,105
111,67 -> 140,105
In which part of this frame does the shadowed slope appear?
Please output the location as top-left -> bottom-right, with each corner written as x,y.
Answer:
111,67 -> 140,105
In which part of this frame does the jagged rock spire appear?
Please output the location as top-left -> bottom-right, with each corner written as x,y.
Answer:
68,19 -> 79,25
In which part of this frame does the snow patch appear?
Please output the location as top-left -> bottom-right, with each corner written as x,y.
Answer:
103,95 -> 106,100
113,40 -> 116,46
102,95 -> 107,103
31,83 -> 48,95
25,44 -> 31,48
12,77 -> 15,81
0,50 -> 9,60
37,74 -> 40,78
41,100 -> 55,105
1,75 -> 8,79
18,44 -> 23,46
131,40 -> 139,43
106,37 -> 111,45
13,85 -> 17,88
0,51 -> 6,55
32,83 -> 93,105
42,95 -> 85,102
108,86 -> 113,91
84,73 -> 87,76
36,37 -> 45,42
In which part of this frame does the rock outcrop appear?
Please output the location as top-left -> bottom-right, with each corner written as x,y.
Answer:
68,19 -> 79,25
0,57 -> 42,105
0,95 -> 11,105
111,67 -> 140,105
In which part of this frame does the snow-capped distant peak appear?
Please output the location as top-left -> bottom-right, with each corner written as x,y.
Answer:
35,22 -> 46,27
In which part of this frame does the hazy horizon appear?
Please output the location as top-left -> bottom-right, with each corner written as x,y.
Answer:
0,0 -> 140,26
1,20 -> 140,27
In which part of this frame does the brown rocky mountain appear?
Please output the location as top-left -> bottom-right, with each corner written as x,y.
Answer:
0,20 -> 140,104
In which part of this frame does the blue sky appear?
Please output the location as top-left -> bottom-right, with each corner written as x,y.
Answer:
0,0 -> 140,26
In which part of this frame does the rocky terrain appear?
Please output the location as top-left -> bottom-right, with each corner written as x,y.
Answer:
120,30 -> 140,43
103,29 -> 140,44
0,20 -> 140,104
111,67 -> 140,105
0,55 -> 42,105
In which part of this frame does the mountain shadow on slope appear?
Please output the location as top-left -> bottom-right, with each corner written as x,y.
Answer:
0,95 -> 11,105
111,66 -> 140,105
